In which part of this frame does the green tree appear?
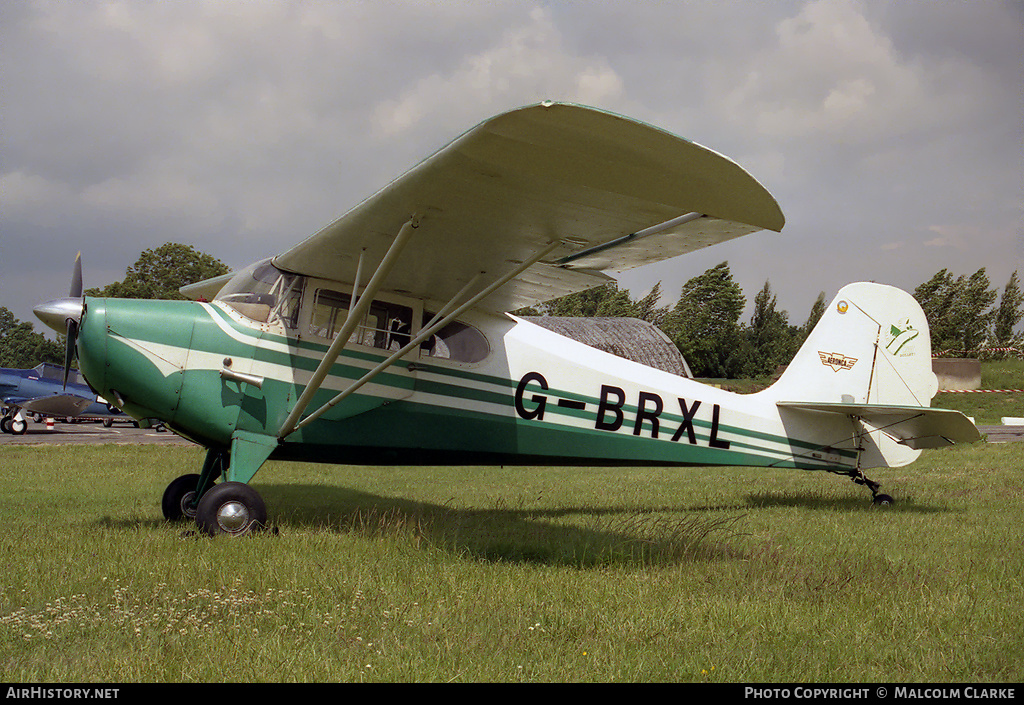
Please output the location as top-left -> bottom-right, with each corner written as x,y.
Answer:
914,267 -> 999,354
741,280 -> 800,378
540,282 -> 639,318
86,243 -> 230,300
913,269 -> 960,350
801,291 -> 827,338
991,270 -> 1023,354
0,307 -> 64,369
633,281 -> 669,327
950,268 -> 997,354
662,262 -> 745,378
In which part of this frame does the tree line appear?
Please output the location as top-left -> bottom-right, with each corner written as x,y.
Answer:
519,262 -> 1023,379
912,268 -> 1022,357
3,242 -> 1021,378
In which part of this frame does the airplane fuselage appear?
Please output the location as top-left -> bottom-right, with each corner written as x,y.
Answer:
74,287 -> 863,478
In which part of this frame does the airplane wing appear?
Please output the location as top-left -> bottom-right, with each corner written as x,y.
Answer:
179,272 -> 234,302
272,102 -> 785,312
13,393 -> 97,418
777,401 -> 983,449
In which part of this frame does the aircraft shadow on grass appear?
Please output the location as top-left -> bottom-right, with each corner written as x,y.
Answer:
97,483 -> 944,567
742,491 -> 949,514
94,484 -> 751,566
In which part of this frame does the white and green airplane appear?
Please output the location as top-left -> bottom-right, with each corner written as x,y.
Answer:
34,103 -> 981,536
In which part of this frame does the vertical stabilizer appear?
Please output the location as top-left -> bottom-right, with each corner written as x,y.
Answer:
761,282 -> 952,469
765,282 -> 938,407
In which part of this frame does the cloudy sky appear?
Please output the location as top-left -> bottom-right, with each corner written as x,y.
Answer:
3,0 -> 1022,333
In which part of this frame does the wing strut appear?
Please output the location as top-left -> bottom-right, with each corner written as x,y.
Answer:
277,217 -> 420,439
555,211 -> 704,266
280,239 -> 564,439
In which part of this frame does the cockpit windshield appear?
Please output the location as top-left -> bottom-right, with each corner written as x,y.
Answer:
215,258 -> 304,328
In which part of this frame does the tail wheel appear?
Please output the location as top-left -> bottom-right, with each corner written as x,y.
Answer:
161,473 -> 204,521
195,482 -> 267,537
872,493 -> 895,506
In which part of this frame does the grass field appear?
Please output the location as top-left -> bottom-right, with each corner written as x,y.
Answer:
1,439 -> 1022,682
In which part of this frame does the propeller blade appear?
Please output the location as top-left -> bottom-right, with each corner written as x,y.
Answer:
70,252 -> 83,298
64,253 -> 83,389
63,318 -> 79,389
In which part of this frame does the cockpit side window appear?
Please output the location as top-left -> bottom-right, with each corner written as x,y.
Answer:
34,362 -> 84,386
215,259 -> 304,328
310,289 -> 413,352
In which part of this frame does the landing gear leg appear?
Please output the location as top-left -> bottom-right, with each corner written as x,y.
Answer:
832,469 -> 895,506
171,434 -> 277,537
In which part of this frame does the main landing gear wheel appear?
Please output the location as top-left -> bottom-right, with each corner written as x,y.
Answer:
162,473 -> 204,521
195,482 -> 267,537
1,416 -> 27,435
832,469 -> 896,506
857,476 -> 895,506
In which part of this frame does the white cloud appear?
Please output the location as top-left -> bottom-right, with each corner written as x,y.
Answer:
719,0 -> 927,143
371,7 -> 623,139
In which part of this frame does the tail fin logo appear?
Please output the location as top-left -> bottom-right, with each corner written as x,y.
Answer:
818,352 -> 858,372
885,318 -> 919,356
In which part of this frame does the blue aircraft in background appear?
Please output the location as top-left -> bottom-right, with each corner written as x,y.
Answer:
1,362 -> 124,434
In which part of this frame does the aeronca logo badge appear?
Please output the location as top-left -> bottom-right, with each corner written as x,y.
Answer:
818,352 -> 857,372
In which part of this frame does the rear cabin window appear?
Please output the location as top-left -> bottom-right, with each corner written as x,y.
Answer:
310,289 -> 413,352
421,313 -> 489,363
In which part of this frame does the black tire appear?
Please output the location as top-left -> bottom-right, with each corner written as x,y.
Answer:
161,473 -> 203,521
872,493 -> 895,506
103,418 -> 113,427
195,482 -> 267,537
1,417 -> 11,434
10,418 -> 27,435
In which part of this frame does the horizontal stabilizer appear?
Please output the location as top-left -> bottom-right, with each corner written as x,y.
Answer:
778,401 -> 983,449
